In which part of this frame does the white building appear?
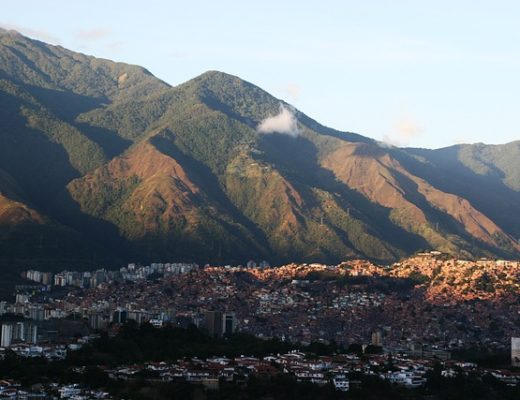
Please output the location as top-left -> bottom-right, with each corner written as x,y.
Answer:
0,322 -> 37,347
387,371 -> 426,388
1,324 -> 13,348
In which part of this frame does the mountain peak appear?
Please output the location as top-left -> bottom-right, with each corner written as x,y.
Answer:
0,33 -> 519,270
188,70 -> 264,96
196,70 -> 241,80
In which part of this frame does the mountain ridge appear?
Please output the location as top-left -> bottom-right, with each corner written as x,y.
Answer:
0,29 -> 519,273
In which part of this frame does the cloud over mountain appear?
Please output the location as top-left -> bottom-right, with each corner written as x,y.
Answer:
257,104 -> 299,137
383,117 -> 424,147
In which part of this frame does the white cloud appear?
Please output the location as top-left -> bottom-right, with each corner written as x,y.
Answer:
257,104 -> 300,137
382,117 -> 424,147
377,138 -> 396,149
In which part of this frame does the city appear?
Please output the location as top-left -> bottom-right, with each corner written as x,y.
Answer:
2,252 -> 520,398
1,3 -> 520,398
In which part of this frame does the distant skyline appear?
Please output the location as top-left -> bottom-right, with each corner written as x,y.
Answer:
2,1 -> 519,149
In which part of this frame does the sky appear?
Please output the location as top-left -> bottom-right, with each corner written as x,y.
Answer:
2,0 -> 519,149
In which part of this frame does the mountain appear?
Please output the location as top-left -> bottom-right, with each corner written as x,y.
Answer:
0,28 -> 519,274
401,142 -> 520,241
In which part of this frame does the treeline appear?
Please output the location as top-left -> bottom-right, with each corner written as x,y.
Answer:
68,321 -> 341,366
305,270 -> 420,294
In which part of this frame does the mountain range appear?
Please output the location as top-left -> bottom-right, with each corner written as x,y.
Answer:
0,28 -> 519,272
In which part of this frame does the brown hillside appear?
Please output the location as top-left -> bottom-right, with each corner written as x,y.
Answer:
322,142 -> 520,253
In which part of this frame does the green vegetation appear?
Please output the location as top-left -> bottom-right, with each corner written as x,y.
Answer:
458,142 -> 520,191
70,321 -> 301,365
0,29 -> 519,280
451,347 -> 511,368
21,105 -> 106,174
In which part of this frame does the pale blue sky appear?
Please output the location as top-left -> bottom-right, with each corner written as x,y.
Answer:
2,1 -> 519,149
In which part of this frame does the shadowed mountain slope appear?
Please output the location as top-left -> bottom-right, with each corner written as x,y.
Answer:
0,29 -> 519,272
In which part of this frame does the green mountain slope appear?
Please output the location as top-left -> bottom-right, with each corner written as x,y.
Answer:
0,29 -> 519,271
